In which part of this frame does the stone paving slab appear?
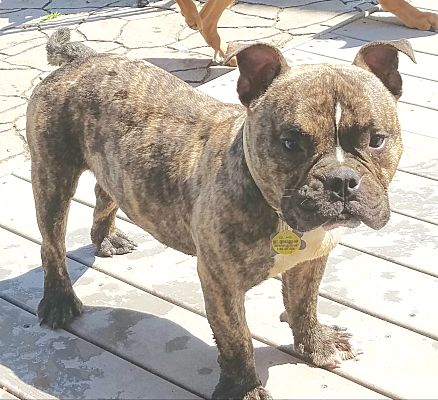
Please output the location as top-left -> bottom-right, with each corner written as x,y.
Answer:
0,0 -> 377,172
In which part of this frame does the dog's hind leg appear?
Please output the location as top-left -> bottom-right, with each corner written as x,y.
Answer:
91,183 -> 137,257
31,156 -> 84,329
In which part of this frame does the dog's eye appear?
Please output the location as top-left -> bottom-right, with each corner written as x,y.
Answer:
282,138 -> 298,151
369,134 -> 386,149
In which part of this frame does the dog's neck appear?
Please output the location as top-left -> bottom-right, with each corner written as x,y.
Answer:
242,122 -> 273,207
242,120 -> 291,226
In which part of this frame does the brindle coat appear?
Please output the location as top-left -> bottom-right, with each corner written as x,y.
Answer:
27,30 -> 415,399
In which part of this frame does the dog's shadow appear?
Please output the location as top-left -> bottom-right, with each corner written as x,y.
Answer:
0,246 -> 304,399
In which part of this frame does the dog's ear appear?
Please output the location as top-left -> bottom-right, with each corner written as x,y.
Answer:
353,39 -> 416,99
225,43 -> 289,107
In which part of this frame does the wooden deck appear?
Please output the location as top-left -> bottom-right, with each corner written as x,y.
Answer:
1,7 -> 438,400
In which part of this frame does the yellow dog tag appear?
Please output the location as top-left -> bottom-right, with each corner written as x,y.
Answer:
272,229 -> 302,255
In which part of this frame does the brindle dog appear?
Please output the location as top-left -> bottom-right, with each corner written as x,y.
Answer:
27,29 -> 415,399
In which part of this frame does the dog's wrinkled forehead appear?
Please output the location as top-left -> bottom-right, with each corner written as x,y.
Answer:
262,63 -> 398,137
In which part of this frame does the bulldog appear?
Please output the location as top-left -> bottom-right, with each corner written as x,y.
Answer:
27,29 -> 415,399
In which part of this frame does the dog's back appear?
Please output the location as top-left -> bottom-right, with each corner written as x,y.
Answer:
27,29 -> 243,256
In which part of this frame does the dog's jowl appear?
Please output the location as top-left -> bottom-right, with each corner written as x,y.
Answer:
27,29 -> 415,399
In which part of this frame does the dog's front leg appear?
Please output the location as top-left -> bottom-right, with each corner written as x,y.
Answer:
197,259 -> 271,400
281,256 -> 358,368
198,0 -> 234,62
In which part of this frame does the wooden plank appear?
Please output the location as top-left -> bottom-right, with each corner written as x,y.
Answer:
197,69 -> 239,103
322,245 -> 438,339
397,104 -> 437,138
331,17 -> 438,56
341,212 -> 438,277
14,143 -> 438,226
0,389 -> 20,400
2,175 -> 438,397
0,300 -> 196,400
294,33 -> 438,82
0,229 -> 383,399
399,131 -> 438,180
390,170 -> 438,224
63,213 -> 438,343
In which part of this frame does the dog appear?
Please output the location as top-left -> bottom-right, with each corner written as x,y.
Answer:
174,0 -> 437,61
27,28 -> 415,399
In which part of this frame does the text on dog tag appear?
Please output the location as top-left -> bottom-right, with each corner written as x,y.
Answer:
272,230 -> 301,255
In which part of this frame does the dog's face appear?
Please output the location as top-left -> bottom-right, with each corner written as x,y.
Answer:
245,63 -> 403,233
229,40 -> 415,233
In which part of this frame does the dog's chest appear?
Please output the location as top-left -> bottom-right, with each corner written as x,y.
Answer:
268,227 -> 344,277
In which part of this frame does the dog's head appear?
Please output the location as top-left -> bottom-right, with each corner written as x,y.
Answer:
227,40 -> 415,232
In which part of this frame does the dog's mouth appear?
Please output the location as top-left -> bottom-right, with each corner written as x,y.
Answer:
280,173 -> 392,232
280,167 -> 391,232
322,210 -> 361,231
281,198 -> 363,232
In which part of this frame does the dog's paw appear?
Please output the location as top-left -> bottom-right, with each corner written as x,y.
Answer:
38,286 -> 82,329
213,383 -> 272,400
295,324 -> 361,368
404,10 -> 438,30
242,386 -> 273,400
414,11 -> 438,30
97,229 -> 137,257
136,0 -> 149,8
279,310 -> 288,323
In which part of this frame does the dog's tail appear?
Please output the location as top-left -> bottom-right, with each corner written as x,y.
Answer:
46,28 -> 96,66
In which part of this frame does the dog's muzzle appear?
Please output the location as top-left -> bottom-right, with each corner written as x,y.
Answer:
280,164 -> 372,232
325,166 -> 361,201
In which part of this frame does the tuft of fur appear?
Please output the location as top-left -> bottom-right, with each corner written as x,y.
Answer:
46,28 -> 96,66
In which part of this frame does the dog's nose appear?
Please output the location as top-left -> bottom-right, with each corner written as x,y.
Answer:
326,167 -> 361,200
